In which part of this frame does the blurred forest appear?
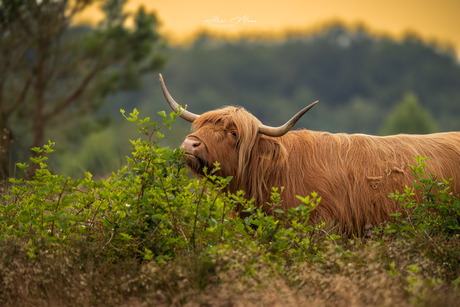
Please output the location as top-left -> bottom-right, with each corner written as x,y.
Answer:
156,26 -> 459,134
3,4 -> 460,179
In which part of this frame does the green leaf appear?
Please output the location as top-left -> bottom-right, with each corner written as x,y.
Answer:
16,163 -> 29,169
38,186 -> 50,194
119,233 -> 133,241
58,220 -> 69,230
9,178 -> 23,184
143,248 -> 154,260
31,147 -> 43,153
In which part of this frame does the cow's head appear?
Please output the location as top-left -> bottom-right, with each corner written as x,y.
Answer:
159,74 -> 317,185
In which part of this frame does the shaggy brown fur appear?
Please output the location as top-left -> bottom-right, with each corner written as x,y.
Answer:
184,106 -> 460,233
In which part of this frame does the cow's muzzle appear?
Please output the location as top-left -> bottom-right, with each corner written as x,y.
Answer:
180,137 -> 208,175
181,137 -> 202,157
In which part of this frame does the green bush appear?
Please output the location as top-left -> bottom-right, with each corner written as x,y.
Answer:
386,155 -> 460,238
1,108 -> 460,306
1,108 -> 323,264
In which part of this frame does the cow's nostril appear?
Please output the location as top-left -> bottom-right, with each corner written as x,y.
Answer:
182,137 -> 202,152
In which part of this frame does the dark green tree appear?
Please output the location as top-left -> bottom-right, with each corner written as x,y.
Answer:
0,0 -> 166,181
379,92 -> 438,135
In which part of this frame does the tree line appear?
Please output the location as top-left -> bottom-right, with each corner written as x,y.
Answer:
155,26 -> 459,134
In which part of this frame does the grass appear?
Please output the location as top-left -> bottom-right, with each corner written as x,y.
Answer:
1,235 -> 459,306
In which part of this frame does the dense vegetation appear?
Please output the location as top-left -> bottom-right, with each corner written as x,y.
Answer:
1,112 -> 459,306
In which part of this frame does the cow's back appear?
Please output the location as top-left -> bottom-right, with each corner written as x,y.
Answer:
281,131 -> 460,232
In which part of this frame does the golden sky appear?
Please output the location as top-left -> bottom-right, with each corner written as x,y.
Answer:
76,0 -> 460,57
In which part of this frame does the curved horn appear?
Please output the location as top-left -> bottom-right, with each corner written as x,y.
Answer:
159,74 -> 200,123
258,101 -> 319,137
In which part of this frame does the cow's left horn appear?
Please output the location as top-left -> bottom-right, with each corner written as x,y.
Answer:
159,74 -> 200,123
258,101 -> 318,137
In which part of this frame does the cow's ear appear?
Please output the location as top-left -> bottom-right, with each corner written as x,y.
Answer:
256,136 -> 287,162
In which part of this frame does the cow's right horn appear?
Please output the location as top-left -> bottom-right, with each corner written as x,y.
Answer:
159,74 -> 200,123
258,101 -> 318,137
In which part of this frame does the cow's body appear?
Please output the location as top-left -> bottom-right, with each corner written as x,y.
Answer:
268,130 -> 460,232
159,74 -> 460,233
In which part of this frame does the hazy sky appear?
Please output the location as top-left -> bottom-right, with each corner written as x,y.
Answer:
76,0 -> 460,57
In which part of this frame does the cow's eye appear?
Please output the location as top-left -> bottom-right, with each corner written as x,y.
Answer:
230,131 -> 237,137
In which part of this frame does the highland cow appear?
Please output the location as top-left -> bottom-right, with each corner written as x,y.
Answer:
159,74 -> 460,233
